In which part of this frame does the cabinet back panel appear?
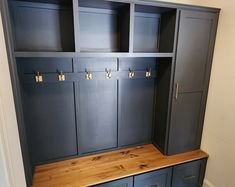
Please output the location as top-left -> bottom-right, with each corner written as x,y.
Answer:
76,80 -> 118,155
22,83 -> 77,164
17,58 -> 73,74
133,12 -> 160,52
10,1 -> 74,52
76,58 -> 117,72
118,79 -> 155,147
79,4 -> 130,52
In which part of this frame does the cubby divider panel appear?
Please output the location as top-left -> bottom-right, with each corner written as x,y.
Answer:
10,0 -> 75,52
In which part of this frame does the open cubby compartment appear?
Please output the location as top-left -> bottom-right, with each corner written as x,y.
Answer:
134,5 -> 177,53
78,0 -> 130,52
9,0 -> 75,52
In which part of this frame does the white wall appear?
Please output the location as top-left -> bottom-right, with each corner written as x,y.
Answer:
0,1 -> 234,187
0,10 -> 26,187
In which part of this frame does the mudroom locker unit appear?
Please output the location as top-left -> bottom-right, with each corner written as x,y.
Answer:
0,0 -> 220,186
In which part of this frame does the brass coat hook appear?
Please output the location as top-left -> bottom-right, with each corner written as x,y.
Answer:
146,68 -> 152,78
105,68 -> 112,79
58,71 -> 65,82
35,72 -> 43,83
128,69 -> 135,79
85,69 -> 93,80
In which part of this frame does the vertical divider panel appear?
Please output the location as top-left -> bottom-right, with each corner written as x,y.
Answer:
129,3 -> 135,53
72,0 -> 80,52
72,58 -> 79,156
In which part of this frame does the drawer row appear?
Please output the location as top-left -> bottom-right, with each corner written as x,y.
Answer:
95,159 -> 207,187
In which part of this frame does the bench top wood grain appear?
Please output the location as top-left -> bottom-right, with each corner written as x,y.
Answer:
32,144 -> 208,187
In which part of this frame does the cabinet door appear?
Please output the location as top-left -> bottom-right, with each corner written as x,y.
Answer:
22,83 -> 77,164
76,80 -> 118,155
167,10 -> 218,155
134,168 -> 172,187
168,92 -> 202,155
174,10 -> 216,92
95,177 -> 133,187
172,159 -> 207,187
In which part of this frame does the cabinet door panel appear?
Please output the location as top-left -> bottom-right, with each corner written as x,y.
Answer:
175,11 -> 215,92
134,168 -> 172,187
168,92 -> 202,155
76,80 -> 117,154
118,79 -> 155,147
95,177 -> 133,187
172,159 -> 207,187
22,83 -> 77,164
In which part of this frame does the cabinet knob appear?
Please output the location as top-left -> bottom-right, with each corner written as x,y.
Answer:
58,71 -> 65,82
35,72 -> 43,83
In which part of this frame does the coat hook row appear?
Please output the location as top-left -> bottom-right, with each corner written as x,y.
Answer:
33,69 -> 154,83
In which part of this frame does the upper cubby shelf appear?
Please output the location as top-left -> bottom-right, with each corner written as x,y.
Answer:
10,0 -> 75,52
133,5 -> 177,53
78,0 -> 130,53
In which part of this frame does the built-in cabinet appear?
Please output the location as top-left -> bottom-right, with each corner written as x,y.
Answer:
95,159 -> 207,187
1,0 -> 219,186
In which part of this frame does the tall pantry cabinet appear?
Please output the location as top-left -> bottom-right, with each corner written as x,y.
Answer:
0,0 -> 219,186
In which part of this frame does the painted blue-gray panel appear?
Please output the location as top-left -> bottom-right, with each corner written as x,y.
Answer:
22,82 -> 77,164
134,167 -> 172,187
172,160 -> 205,187
94,177 -> 133,187
10,1 -> 74,52
76,80 -> 118,154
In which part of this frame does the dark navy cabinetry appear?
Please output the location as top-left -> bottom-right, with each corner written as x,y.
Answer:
134,168 -> 172,187
153,10 -> 219,155
95,159 -> 207,187
0,0 -> 219,186
95,177 -> 133,187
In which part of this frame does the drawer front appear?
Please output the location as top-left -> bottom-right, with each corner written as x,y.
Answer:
134,168 -> 172,187
172,159 -> 207,187
94,177 -> 133,187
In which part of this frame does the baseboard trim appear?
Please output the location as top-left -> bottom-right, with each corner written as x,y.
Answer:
204,179 -> 216,187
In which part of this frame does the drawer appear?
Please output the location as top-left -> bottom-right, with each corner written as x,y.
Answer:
16,58 -> 73,74
172,159 -> 207,187
119,58 -> 157,71
94,177 -> 133,187
134,168 -> 172,187
75,58 -> 118,72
